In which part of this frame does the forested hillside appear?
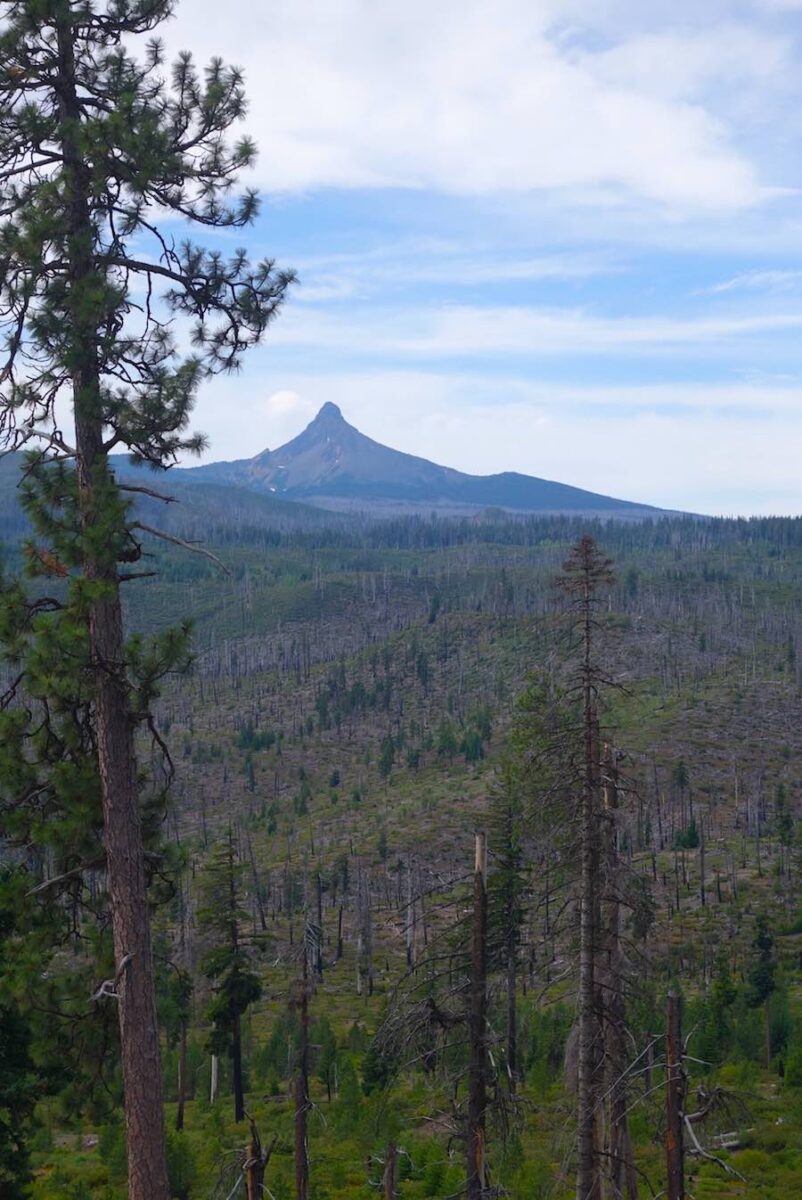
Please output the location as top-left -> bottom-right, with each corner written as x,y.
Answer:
2,4 -> 801,1198
5,481 -> 802,1199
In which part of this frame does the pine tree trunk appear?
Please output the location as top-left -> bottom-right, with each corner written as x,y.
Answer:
232,1012 -> 245,1123
295,950 -> 310,1200
55,16 -> 168,1200
577,582 -> 601,1200
601,748 -> 638,1200
383,1141 -> 397,1200
467,832 -> 488,1200
506,937 -> 518,1092
665,992 -> 684,1200
176,1020 -> 187,1132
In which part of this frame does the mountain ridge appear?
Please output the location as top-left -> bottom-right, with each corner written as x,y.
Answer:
180,402 -> 664,517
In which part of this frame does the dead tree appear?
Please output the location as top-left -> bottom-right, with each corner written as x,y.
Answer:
558,535 -> 614,1200
383,1141 -> 398,1200
245,1119 -> 277,1200
600,747 -> 638,1200
665,992 -> 685,1200
294,930 -> 312,1200
467,832 -> 488,1200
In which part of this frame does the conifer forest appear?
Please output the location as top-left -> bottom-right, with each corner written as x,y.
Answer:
3,3 -> 802,1200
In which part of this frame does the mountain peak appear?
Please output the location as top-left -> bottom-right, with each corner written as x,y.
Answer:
313,401 -> 344,423
185,403 -> 661,516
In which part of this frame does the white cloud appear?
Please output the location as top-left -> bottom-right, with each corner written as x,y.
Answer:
291,245 -> 617,302
700,268 -> 802,293
165,0 -> 772,212
266,301 -> 802,358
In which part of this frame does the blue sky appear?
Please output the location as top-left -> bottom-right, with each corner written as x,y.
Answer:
165,0 -> 802,515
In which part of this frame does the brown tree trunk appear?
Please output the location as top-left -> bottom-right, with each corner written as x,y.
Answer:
601,748 -> 638,1200
295,949 -> 310,1200
55,15 -> 168,1200
176,1019 -> 188,1132
467,832 -> 488,1200
383,1141 -> 397,1200
577,586 -> 602,1200
506,936 -> 518,1092
232,1012 -> 245,1123
665,992 -> 685,1200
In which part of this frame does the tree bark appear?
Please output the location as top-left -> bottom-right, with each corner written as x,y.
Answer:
601,748 -> 638,1200
665,992 -> 684,1200
383,1141 -> 397,1200
467,832 -> 488,1200
55,16 -> 168,1199
176,1019 -> 187,1132
577,570 -> 602,1200
295,949 -> 310,1200
232,1012 -> 245,1123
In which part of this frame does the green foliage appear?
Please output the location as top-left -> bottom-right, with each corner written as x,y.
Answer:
674,815 -> 700,849
747,916 -> 777,1009
197,832 -> 262,1059
165,1132 -> 197,1200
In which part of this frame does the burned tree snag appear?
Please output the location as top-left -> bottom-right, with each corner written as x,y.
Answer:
665,991 -> 685,1200
294,942 -> 311,1200
467,831 -> 488,1200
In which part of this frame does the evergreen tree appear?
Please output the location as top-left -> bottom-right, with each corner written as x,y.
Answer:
0,877 -> 37,1199
0,2 -> 292,1193
747,916 -> 777,1068
197,829 -> 263,1123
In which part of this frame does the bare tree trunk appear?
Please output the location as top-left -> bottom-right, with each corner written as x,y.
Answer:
506,937 -> 518,1091
246,1120 -> 276,1200
601,747 -> 638,1200
232,1012 -> 245,1123
55,17 -> 168,1199
577,727 -> 601,1195
405,864 -> 416,968
467,832 -> 488,1200
665,992 -> 684,1200
210,1055 -> 219,1106
176,1019 -> 188,1132
295,949 -> 310,1200
383,1141 -> 397,1200
699,818 -> 706,907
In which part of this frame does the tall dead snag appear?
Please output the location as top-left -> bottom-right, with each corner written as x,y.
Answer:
383,1141 -> 398,1200
557,535 -> 614,1200
600,746 -> 638,1200
245,1119 -> 277,1200
665,992 -> 685,1200
467,831 -> 488,1200
294,933 -> 312,1200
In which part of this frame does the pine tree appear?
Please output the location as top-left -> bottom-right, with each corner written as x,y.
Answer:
0,875 -> 37,1199
197,829 -> 263,1123
747,916 -> 776,1068
0,3 -> 293,1193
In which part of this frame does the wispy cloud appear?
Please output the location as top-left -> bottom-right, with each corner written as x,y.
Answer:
269,302 -> 802,358
291,245 -> 618,303
699,268 -> 802,294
